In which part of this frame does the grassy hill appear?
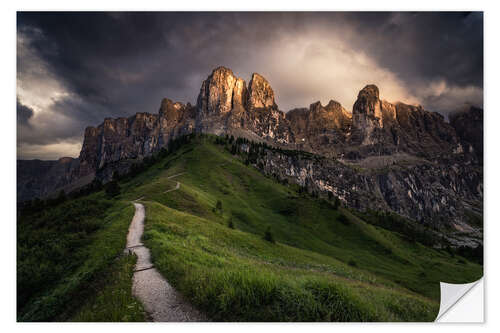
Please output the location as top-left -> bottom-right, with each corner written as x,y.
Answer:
17,134 -> 482,321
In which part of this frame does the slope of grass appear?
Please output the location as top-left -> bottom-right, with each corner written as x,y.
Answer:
143,202 -> 437,321
117,135 -> 482,321
17,194 -> 144,322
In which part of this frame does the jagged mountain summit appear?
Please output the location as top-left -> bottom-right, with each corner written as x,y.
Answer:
17,66 -> 483,246
77,66 -> 481,170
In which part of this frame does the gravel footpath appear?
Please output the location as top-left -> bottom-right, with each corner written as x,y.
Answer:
126,203 -> 206,322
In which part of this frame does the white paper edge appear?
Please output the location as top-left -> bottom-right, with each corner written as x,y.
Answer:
435,278 -> 484,322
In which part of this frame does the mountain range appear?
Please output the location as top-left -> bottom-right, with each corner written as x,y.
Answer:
17,66 -> 483,247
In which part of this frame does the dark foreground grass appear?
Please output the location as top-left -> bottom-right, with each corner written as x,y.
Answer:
17,194 -> 142,321
68,254 -> 145,322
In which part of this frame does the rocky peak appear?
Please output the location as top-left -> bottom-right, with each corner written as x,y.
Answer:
325,99 -> 345,111
353,84 -> 382,124
247,73 -> 276,110
350,85 -> 389,145
197,66 -> 240,116
358,84 -> 380,99
159,98 -> 185,124
308,100 -> 350,126
309,101 -> 323,112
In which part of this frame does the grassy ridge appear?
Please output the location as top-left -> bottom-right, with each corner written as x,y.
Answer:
17,195 -> 145,322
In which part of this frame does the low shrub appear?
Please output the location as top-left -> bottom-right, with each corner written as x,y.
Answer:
264,227 -> 275,243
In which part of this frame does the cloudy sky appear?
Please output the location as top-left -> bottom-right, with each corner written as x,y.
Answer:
17,12 -> 483,160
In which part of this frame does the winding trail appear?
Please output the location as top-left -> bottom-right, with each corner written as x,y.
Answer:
163,172 -> 185,193
164,182 -> 180,193
126,202 -> 206,321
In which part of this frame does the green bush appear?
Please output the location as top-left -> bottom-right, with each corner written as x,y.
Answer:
216,199 -> 223,212
228,217 -> 235,229
105,180 -> 120,198
264,227 -> 275,243
338,214 -> 349,225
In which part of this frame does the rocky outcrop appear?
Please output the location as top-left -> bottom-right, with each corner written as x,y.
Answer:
247,73 -> 276,110
449,106 -> 483,163
195,67 -> 293,143
350,85 -> 384,145
286,100 -> 352,155
197,66 -> 239,116
77,99 -> 195,181
345,85 -> 465,161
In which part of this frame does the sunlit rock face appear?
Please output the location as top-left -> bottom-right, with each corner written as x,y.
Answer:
286,100 -> 352,156
197,66 -> 238,116
350,84 -> 384,145
158,98 -> 196,146
242,73 -> 292,144
392,102 -> 459,157
232,78 -> 248,108
247,73 -> 276,110
196,67 -> 246,134
195,68 -> 293,142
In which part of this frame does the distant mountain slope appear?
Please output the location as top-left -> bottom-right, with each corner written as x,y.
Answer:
17,158 -> 94,202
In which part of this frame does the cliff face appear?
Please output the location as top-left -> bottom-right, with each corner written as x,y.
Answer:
286,100 -> 352,155
77,99 -> 196,176
17,66 -> 483,245
345,85 -> 465,160
449,106 -> 484,163
195,67 -> 293,143
253,147 -> 482,247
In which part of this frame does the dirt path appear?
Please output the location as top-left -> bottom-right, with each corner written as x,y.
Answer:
167,172 -> 186,179
163,172 -> 184,193
164,181 -> 180,193
126,203 -> 206,321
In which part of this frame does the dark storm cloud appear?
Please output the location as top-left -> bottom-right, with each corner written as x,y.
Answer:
17,98 -> 34,126
343,12 -> 483,87
17,12 -> 483,159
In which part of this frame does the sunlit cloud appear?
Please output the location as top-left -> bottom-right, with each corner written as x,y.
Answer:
240,30 -> 419,111
17,141 -> 82,160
